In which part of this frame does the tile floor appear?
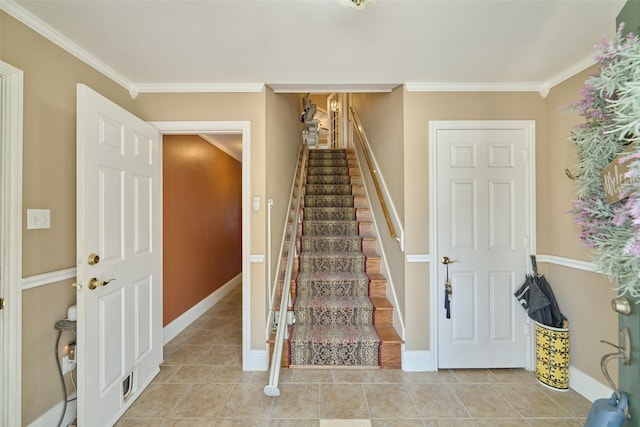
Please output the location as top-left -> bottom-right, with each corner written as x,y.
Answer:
116,285 -> 592,426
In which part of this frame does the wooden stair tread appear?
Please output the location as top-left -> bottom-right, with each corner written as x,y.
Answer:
371,297 -> 393,310
375,327 -> 403,343
367,272 -> 386,281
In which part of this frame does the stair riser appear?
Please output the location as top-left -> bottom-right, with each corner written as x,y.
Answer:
287,207 -> 370,222
294,307 -> 373,326
294,237 -> 374,253
362,239 -> 377,253
380,342 -> 401,369
281,257 -> 380,276
295,222 -> 373,236
269,326 -> 398,369
305,185 -> 353,196
299,256 -> 366,274
374,309 -> 393,327
369,279 -> 387,298
300,237 -> 362,253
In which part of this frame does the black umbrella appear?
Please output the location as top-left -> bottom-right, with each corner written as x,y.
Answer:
514,256 -> 567,328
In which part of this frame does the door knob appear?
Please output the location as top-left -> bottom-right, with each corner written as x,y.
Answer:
88,277 -> 115,290
441,256 -> 459,265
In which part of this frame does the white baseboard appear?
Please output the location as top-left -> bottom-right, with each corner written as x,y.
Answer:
163,273 -> 242,345
28,394 -> 76,427
247,349 -> 269,371
570,365 -> 613,402
402,350 -> 435,372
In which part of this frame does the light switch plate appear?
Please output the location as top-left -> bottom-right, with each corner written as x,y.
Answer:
27,209 -> 51,229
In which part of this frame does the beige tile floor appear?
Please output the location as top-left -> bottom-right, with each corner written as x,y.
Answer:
116,285 -> 592,427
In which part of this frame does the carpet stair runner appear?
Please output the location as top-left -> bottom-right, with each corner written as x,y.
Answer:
271,148 -> 401,369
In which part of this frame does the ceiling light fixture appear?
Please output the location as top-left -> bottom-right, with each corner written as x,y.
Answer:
337,0 -> 375,9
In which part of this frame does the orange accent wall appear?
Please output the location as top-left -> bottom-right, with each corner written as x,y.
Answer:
163,135 -> 242,326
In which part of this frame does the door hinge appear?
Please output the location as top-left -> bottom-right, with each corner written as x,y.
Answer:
0,297 -> 5,310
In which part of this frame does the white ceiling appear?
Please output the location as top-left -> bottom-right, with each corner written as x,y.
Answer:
5,0 -> 627,94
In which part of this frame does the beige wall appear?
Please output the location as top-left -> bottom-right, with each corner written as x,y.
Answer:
543,66 -> 600,260
352,90 -> 405,220
133,91 -> 268,350
265,88 -> 304,307
543,67 -> 618,383
1,12 -> 139,425
351,89 -> 407,333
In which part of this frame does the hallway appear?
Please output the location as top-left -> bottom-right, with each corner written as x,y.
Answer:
115,284 -> 591,426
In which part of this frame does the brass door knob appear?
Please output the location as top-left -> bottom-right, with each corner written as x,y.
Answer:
88,277 -> 116,290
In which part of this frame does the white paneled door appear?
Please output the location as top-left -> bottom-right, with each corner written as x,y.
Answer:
76,84 -> 162,426
434,123 -> 532,368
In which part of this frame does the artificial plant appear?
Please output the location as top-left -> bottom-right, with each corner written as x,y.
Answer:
570,23 -> 640,298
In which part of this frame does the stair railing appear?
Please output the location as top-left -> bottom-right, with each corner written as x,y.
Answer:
349,106 -> 404,250
266,145 -> 305,332
264,143 -> 309,397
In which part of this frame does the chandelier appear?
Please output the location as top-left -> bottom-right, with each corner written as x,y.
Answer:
337,0 -> 375,9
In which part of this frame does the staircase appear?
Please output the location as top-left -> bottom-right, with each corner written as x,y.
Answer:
272,148 -> 401,369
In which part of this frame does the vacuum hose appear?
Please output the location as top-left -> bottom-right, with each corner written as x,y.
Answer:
601,351 -> 624,403
55,329 -> 67,427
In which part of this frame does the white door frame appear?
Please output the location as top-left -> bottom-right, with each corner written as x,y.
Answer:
0,61 -> 24,426
149,121 -> 252,369
428,120 -> 536,371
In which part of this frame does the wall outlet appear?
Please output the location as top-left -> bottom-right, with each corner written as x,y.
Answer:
27,209 -> 51,229
62,355 -> 77,375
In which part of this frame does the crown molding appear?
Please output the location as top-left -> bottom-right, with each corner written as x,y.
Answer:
269,83 -> 399,93
0,0 -> 135,94
405,82 -> 544,94
133,83 -> 265,95
539,54 -> 597,98
405,55 -> 598,98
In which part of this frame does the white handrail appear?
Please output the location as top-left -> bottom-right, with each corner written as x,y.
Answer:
265,145 -> 305,335
267,198 -> 273,310
264,144 -> 308,397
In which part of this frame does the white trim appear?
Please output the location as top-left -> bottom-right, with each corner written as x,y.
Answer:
269,84 -> 398,94
428,120 -> 536,371
401,350 -> 434,372
570,365 -> 613,403
21,267 -> 76,291
27,394 -> 77,427
0,60 -> 23,427
406,254 -> 430,263
249,254 -> 265,263
247,349 -> 269,371
0,1 -> 134,95
135,83 -> 264,94
539,55 -> 597,98
150,120 -> 253,371
163,274 -> 241,345
405,82 -> 543,94
150,121 -> 252,134
536,254 -> 596,272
